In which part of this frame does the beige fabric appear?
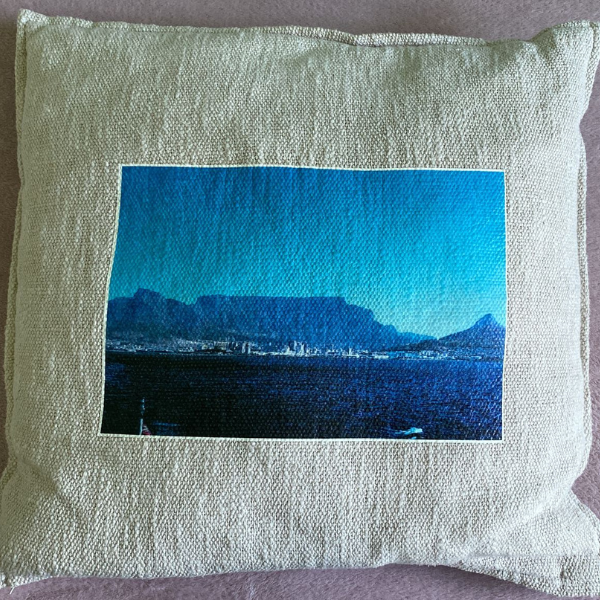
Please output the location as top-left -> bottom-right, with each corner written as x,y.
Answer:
1,9 -> 600,595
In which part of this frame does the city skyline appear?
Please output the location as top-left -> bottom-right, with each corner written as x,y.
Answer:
106,287 -> 505,364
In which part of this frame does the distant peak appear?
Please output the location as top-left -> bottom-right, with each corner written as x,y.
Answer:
476,313 -> 496,325
471,314 -> 505,331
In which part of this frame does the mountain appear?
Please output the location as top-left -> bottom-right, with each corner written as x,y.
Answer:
106,288 -> 432,351
401,314 -> 505,360
435,313 -> 505,349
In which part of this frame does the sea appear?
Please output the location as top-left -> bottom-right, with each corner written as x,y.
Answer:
101,352 -> 503,440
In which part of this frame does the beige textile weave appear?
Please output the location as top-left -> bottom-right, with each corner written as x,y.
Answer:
2,9 -> 600,595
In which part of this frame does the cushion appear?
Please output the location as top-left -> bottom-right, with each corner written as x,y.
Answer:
1,8 -> 599,594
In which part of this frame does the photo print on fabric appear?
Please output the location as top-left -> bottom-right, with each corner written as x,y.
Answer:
102,166 -> 506,440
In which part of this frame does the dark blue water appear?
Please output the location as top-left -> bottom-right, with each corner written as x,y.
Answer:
101,352 -> 502,440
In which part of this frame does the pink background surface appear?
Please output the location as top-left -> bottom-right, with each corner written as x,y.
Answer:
1,1 -> 599,598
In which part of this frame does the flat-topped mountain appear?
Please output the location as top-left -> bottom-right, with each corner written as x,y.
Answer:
106,288 -> 432,351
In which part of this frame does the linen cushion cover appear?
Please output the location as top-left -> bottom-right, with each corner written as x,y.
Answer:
1,9 -> 600,595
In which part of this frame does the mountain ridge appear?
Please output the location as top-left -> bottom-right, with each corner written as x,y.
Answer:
107,288 -> 432,351
107,288 -> 505,357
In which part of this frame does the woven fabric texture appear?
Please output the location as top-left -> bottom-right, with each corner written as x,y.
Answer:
1,9 -> 600,595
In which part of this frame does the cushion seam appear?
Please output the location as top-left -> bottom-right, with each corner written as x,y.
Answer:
18,9 -> 597,50
0,11 -> 28,589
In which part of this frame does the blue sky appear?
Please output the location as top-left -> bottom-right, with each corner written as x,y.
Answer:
109,166 -> 505,338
